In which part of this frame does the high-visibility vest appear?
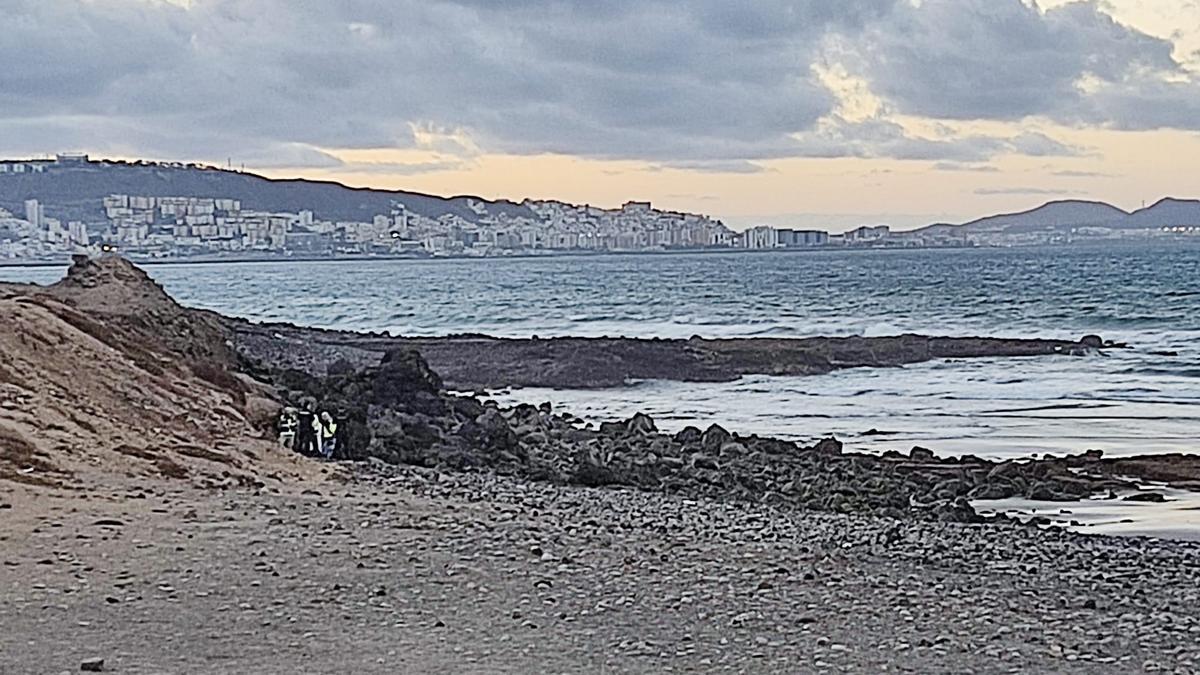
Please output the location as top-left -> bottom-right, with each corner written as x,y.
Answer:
321,421 -> 338,439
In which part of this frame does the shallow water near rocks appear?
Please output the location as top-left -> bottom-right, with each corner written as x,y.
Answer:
976,489 -> 1200,541
484,357 -> 1200,460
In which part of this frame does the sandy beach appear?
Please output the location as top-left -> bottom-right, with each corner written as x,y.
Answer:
6,465 -> 1200,674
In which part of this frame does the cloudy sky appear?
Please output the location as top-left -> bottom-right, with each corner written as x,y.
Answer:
4,0 -> 1200,229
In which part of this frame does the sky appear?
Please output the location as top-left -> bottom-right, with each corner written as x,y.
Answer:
3,0 -> 1200,231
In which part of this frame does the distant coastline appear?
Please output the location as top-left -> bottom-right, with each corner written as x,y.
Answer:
3,157 -> 1199,264
4,237 -> 1198,269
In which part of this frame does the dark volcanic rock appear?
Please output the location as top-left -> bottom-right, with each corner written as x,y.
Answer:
227,318 -> 1111,391
700,425 -> 732,453
673,426 -> 703,444
813,438 -> 843,455
372,349 -> 445,415
459,408 -> 521,457
626,413 -> 657,435
240,324 -> 1179,526
909,447 -> 936,462
1123,492 -> 1167,503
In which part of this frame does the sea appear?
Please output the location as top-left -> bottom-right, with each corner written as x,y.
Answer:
4,242 -> 1198,464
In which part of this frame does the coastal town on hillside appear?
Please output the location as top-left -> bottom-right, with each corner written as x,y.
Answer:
0,154 -> 1197,261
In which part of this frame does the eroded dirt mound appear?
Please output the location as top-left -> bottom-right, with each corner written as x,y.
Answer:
0,256 -> 302,489
47,254 -> 237,370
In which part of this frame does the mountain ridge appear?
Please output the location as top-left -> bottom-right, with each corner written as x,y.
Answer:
2,158 -> 1199,235
903,197 -> 1199,238
0,159 -> 539,225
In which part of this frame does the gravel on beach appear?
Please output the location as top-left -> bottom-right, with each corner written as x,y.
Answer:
4,465 -> 1200,674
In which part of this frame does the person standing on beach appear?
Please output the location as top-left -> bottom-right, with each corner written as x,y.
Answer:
318,411 -> 338,460
311,411 -> 324,458
296,406 -> 318,457
277,407 -> 298,449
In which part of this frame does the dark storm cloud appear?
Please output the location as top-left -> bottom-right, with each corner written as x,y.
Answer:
0,1 -> 191,105
2,0 -> 850,163
1074,77 -> 1200,130
790,117 -> 1082,161
0,0 -> 1196,168
850,0 -> 1197,128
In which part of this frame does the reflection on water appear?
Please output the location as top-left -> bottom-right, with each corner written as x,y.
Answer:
976,488 -> 1200,541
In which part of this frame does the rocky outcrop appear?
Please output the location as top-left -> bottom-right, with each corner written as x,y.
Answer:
261,347 -> 1158,524
48,254 -> 238,371
0,256 -> 297,489
229,320 -> 1116,390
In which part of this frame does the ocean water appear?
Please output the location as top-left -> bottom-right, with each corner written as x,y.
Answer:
4,242 -> 1198,460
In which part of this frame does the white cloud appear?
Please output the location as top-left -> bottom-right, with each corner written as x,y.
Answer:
934,162 -> 1001,173
975,187 -> 1078,196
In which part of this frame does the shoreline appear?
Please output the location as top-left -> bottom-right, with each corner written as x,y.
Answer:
979,487 -> 1200,540
0,246 -> 960,269
6,255 -> 1194,523
4,238 -> 1195,269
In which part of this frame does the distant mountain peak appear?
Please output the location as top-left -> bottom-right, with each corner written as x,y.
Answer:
908,199 -> 1128,236
1140,196 -> 1200,209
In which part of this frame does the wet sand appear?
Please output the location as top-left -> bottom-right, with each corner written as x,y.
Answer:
979,488 -> 1200,541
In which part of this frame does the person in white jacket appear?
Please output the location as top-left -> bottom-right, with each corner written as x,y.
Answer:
318,411 -> 338,460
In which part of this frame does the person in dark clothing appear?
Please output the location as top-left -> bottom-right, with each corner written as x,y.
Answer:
333,413 -> 350,460
295,407 -> 318,457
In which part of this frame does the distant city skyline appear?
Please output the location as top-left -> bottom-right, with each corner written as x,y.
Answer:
4,153 -> 1197,237
4,1 -> 1200,230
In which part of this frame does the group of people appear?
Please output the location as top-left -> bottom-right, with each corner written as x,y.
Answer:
277,406 -> 340,460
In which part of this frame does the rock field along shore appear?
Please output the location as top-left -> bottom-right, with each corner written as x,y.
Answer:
229,317 -> 1113,390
